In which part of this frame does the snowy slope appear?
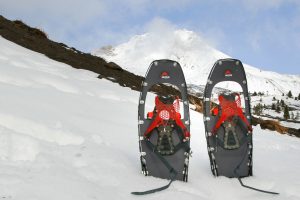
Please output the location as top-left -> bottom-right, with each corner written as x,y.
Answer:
1,36 -> 300,200
94,29 -> 300,95
251,93 -> 300,127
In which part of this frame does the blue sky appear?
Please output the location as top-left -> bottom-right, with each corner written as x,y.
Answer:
1,0 -> 299,74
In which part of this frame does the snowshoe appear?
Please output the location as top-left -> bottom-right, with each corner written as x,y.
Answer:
203,59 -> 278,195
132,60 -> 191,195
203,58 -> 253,178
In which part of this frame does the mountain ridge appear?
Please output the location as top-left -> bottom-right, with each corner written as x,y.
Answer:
94,29 -> 300,95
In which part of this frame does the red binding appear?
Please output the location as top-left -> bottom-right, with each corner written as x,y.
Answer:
211,93 -> 252,134
144,96 -> 190,140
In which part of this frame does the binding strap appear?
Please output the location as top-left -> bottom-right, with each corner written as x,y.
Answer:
131,140 -> 180,195
233,144 -> 279,195
212,93 -> 252,134
144,96 -> 190,139
236,177 -> 279,195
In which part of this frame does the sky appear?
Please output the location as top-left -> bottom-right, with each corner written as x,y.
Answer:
0,0 -> 300,74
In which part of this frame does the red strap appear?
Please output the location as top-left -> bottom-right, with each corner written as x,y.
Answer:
175,113 -> 190,138
147,112 -> 153,119
212,94 -> 252,134
212,107 -> 219,116
144,96 -> 190,139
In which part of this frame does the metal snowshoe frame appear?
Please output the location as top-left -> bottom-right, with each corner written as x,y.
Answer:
203,59 -> 253,178
137,59 -> 191,183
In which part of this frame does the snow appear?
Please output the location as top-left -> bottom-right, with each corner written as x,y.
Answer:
94,29 -> 300,95
251,93 -> 300,127
280,121 -> 300,129
0,36 -> 300,200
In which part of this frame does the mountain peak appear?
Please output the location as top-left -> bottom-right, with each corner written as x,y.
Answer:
94,29 -> 300,95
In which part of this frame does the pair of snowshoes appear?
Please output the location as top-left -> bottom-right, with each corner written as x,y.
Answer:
133,59 -> 278,195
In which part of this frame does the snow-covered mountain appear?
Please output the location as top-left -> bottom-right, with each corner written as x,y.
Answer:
94,29 -> 300,95
1,35 -> 300,199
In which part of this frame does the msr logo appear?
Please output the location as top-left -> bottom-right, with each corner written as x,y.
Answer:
161,71 -> 170,79
225,69 -> 232,77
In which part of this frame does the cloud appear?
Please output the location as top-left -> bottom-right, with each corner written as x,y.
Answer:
0,0 -> 105,25
242,0 -> 285,10
143,17 -> 177,34
0,0 -> 108,47
240,0 -> 300,11
246,31 -> 262,51
0,0 -> 194,24
115,0 -> 193,13
0,0 -> 195,51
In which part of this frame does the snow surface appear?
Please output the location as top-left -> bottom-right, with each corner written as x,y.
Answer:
1,36 -> 300,200
94,29 -> 300,95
